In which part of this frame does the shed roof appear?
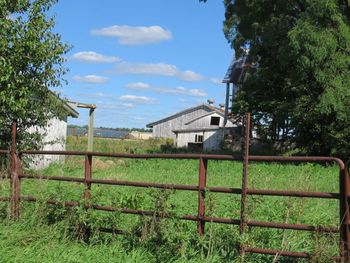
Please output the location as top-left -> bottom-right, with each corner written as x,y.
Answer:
172,126 -> 238,133
64,101 -> 79,118
50,91 -> 79,118
146,104 -> 234,128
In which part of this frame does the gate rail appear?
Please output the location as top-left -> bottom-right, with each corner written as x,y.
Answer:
0,115 -> 349,261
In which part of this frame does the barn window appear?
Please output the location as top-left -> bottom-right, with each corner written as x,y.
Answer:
210,116 -> 220,126
195,134 -> 203,143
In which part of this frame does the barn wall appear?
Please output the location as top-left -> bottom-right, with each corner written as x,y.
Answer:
152,108 -> 211,139
176,131 -> 204,148
186,113 -> 235,129
203,130 -> 223,151
28,117 -> 67,169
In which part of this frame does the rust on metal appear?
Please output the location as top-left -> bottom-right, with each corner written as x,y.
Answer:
244,247 -> 311,259
0,114 -> 348,261
10,121 -> 20,219
239,112 -> 250,257
17,173 -> 341,199
17,195 -> 339,233
340,161 -> 350,260
197,157 -> 207,236
84,154 -> 92,201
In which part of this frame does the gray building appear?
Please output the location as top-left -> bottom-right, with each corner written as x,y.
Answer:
146,104 -> 241,151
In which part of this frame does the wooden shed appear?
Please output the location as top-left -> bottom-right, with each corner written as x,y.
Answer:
146,104 -> 241,151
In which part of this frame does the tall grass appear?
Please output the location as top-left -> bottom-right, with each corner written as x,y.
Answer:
0,136 -> 342,262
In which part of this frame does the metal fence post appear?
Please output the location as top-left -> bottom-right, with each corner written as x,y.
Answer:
84,154 -> 92,204
10,121 -> 20,219
240,112 -> 251,257
198,157 -> 208,236
340,162 -> 350,262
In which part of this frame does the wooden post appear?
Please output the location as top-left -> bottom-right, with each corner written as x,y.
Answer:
87,108 -> 94,151
10,121 -> 20,219
197,157 -> 208,236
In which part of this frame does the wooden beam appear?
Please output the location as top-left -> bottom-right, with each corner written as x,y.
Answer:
87,108 -> 94,151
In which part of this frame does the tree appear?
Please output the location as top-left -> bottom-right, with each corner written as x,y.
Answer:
0,0 -> 70,151
223,0 -> 350,157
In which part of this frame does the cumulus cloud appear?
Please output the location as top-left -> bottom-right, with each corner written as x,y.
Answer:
126,82 -> 151,90
97,102 -> 136,110
126,82 -> 208,97
72,51 -> 120,63
171,87 -> 207,97
120,95 -> 158,105
73,75 -> 109,84
114,62 -> 205,82
91,25 -> 172,45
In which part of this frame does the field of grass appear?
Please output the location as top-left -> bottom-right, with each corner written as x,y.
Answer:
0,136 -> 342,262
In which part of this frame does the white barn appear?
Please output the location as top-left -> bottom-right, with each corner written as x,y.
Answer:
29,101 -> 79,169
146,104 -> 241,151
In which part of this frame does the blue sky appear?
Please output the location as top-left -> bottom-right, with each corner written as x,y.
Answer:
50,0 -> 233,128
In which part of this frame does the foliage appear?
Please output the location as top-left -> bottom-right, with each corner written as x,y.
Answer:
223,0 -> 350,157
0,137 -> 342,261
0,0 -> 70,151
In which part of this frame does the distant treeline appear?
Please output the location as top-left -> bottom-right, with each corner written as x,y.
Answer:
68,125 -> 152,133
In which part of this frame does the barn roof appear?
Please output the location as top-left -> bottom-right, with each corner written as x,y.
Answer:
146,104 -> 233,128
49,90 -> 79,118
64,101 -> 79,118
172,126 -> 238,133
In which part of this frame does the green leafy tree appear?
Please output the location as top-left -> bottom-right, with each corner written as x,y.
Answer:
0,0 -> 70,150
223,0 -> 350,157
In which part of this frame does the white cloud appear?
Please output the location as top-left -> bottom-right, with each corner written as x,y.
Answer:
97,103 -> 135,110
91,25 -> 172,45
179,70 -> 205,82
78,92 -> 108,98
120,95 -> 158,105
126,82 -> 151,90
122,103 -> 136,108
73,75 -> 109,84
126,82 -> 208,97
72,51 -> 120,63
210,78 -> 223,85
115,62 -> 205,82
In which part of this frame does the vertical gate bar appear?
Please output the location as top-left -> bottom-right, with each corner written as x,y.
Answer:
197,157 -> 208,236
239,112 -> 251,256
10,121 -> 20,219
84,154 -> 92,204
340,162 -> 350,262
345,165 -> 350,262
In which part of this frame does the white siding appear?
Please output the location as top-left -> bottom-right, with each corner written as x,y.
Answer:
176,132 -> 204,148
186,112 -> 235,129
152,108 -> 211,139
28,117 -> 67,169
149,104 -> 242,151
203,130 -> 223,151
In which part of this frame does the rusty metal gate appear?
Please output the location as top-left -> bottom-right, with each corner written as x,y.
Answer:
0,113 -> 349,261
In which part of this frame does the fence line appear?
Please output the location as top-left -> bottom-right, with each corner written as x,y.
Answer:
0,113 -> 349,261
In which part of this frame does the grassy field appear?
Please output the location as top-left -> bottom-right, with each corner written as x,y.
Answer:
0,136 -> 342,262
